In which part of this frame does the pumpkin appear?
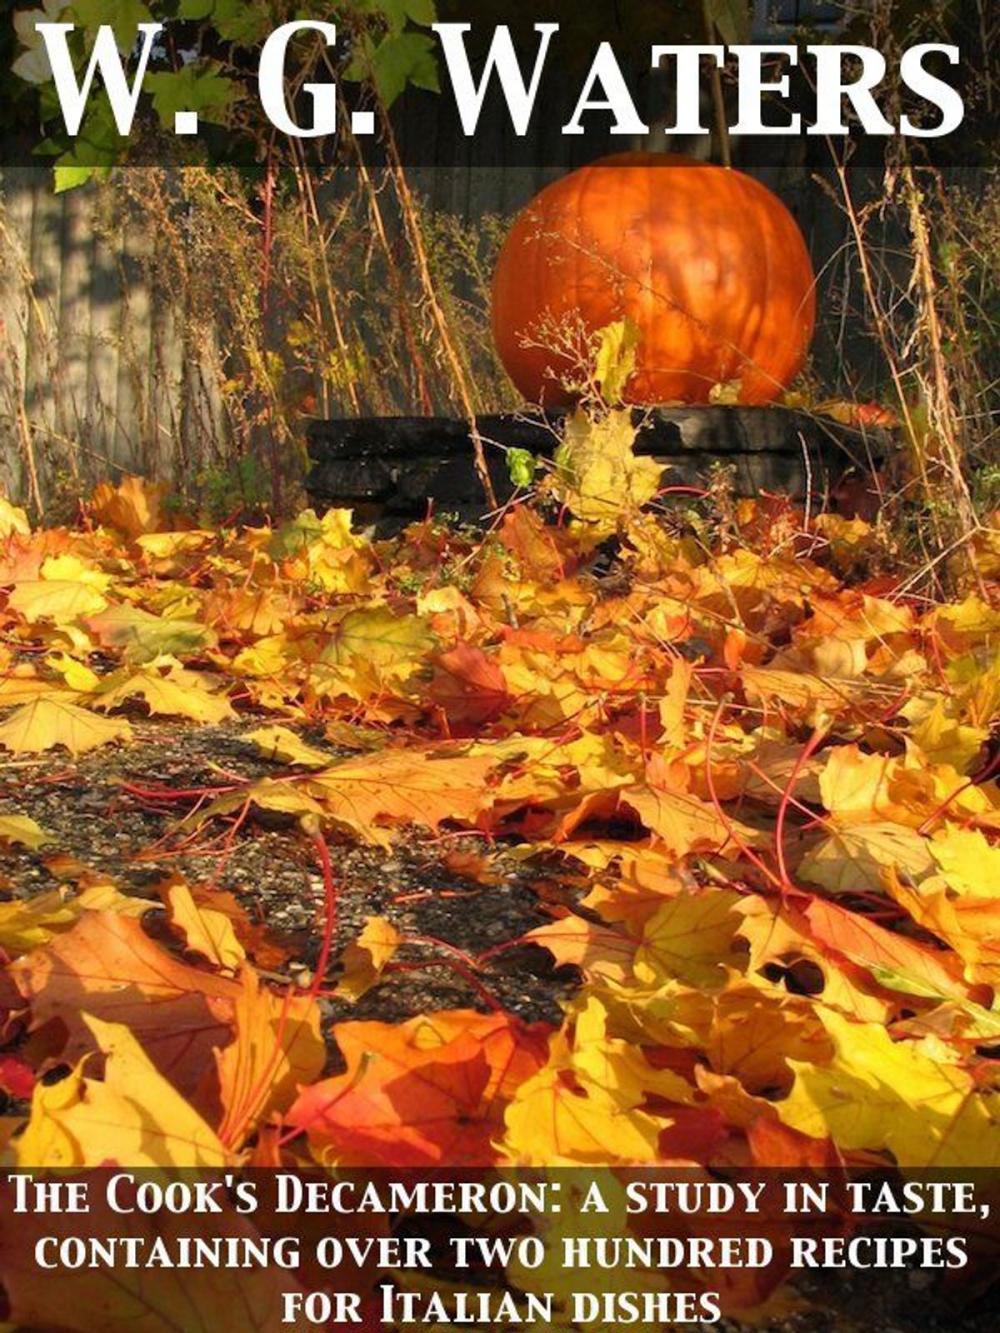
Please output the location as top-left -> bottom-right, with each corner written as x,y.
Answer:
492,154 -> 816,407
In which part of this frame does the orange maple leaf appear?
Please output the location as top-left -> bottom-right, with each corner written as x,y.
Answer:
286,1011 -> 550,1167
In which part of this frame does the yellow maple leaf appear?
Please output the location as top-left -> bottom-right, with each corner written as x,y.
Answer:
553,409 -> 661,536
0,698 -> 131,756
0,495 -> 30,538
322,606 -> 436,677
163,881 -> 245,972
300,746 -> 497,847
0,667 -> 69,709
245,725 -> 333,770
216,969 -> 325,1146
884,870 -> 1000,988
502,1031 -> 667,1166
0,814 -> 52,851
230,633 -> 295,679
904,695 -> 989,775
136,530 -> 213,561
929,826 -> 1000,897
634,889 -> 746,989
524,916 -> 637,985
593,318 -> 640,405
819,744 -> 994,828
44,652 -> 101,694
95,661 -> 233,724
0,881 -> 154,956
335,916 -> 403,1001
40,554 -> 113,592
8,580 -> 108,625
798,822 -> 934,897
780,1008 -> 1000,1167
623,783 -> 746,858
16,1016 -> 229,1168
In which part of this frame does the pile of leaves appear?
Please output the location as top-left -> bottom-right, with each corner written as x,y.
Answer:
1,453 -> 999,1316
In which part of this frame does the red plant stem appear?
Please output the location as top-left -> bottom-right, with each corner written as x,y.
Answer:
917,779 -> 976,835
775,726 -> 828,890
655,486 -> 711,500
704,697 -> 785,893
120,781 -> 244,804
206,797 -> 253,891
477,938 -> 528,965
745,761 -> 832,829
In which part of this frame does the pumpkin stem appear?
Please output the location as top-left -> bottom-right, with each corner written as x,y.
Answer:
701,1 -> 733,169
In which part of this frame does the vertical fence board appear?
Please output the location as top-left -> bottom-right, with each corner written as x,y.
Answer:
88,200 -> 124,476
55,186 -> 93,486
0,170 -> 37,499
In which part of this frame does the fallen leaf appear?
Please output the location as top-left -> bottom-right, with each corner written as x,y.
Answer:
15,1015 -> 228,1167
287,1011 -> 548,1167
245,725 -> 333,769
216,968 -> 325,1145
10,913 -> 239,1100
779,1008 -> 1000,1168
7,580 -> 108,624
0,814 -> 52,851
95,662 -> 234,724
163,880 -> 246,971
90,475 -> 166,539
335,916 -> 402,1001
0,698 -> 131,756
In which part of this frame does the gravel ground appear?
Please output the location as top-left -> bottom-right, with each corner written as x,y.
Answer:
0,722 -> 995,1331
0,721 -> 574,1030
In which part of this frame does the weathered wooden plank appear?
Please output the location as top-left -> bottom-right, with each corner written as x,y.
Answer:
114,201 -> 154,473
88,194 -> 124,475
55,184 -> 92,483
25,180 -> 65,499
0,169 -> 39,498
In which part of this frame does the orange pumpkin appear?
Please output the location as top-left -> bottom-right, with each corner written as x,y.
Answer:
492,154 -> 816,407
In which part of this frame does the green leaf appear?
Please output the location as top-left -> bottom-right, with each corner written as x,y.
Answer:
356,0 -> 437,36
49,97 -> 122,177
146,62 -> 235,128
176,0 -> 268,44
401,0 -> 437,27
370,31 -> 440,107
54,163 -> 101,191
211,0 -> 271,45
507,449 -> 538,490
71,0 -> 153,50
